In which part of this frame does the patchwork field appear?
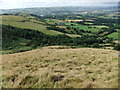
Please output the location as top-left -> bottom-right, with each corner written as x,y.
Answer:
47,19 -> 101,33
69,24 -> 100,33
2,46 -> 118,88
2,15 -> 87,37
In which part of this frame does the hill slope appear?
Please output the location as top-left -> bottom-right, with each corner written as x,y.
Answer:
2,46 -> 118,88
2,15 -> 62,35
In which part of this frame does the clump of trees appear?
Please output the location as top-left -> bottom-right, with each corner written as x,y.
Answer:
47,26 -> 66,33
92,43 -> 101,48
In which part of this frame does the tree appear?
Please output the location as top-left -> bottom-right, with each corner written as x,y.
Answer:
114,44 -> 120,51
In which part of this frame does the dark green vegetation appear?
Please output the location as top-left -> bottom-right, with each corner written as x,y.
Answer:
1,6 -> 120,53
2,25 -> 104,54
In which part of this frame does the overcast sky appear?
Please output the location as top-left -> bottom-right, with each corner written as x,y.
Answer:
0,0 -> 119,9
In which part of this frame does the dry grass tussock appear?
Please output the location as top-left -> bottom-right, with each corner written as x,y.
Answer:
2,46 -> 118,88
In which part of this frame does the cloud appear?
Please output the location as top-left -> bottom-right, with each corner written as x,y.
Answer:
0,0 -> 3,3
0,0 -> 119,9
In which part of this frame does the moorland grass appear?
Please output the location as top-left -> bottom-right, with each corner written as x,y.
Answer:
2,46 -> 118,88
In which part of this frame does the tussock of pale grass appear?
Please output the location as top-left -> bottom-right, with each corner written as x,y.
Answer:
2,46 -> 118,88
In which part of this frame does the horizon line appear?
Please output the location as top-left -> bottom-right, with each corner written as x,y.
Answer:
0,5 -> 118,10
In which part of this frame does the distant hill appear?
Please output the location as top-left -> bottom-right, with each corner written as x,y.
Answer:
1,6 -> 118,16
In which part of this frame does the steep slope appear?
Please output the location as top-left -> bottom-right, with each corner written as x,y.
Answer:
2,46 -> 118,88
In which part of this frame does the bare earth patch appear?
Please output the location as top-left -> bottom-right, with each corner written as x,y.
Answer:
2,46 -> 118,88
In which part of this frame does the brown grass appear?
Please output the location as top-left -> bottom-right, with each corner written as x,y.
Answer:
2,46 -> 118,88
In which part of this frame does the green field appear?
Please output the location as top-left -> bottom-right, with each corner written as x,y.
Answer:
85,22 -> 94,25
92,25 -> 109,29
107,32 -> 118,40
2,15 -> 29,22
65,34 -> 81,37
70,24 -> 100,33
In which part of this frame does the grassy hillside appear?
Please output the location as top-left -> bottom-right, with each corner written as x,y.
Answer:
2,15 -> 62,35
2,46 -> 118,88
2,15 -> 29,22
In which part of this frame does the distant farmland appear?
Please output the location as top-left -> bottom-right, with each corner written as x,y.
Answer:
2,15 -> 82,37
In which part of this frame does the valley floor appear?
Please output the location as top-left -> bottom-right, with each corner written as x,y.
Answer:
2,46 -> 118,88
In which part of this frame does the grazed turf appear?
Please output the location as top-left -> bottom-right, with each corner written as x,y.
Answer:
2,46 -> 118,88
